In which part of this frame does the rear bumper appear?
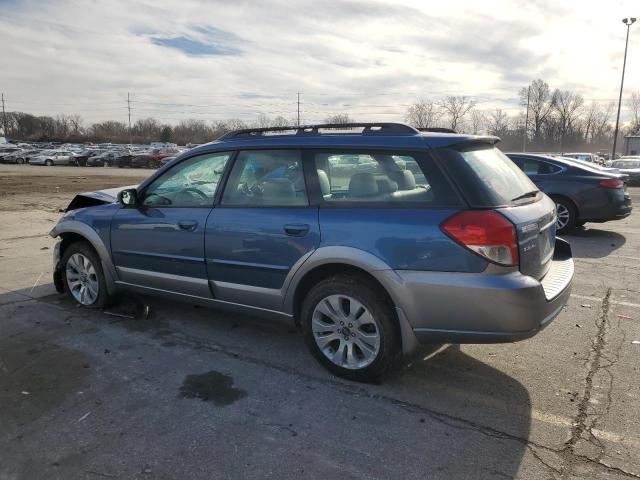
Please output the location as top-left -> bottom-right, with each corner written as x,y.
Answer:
382,238 -> 574,344
580,192 -> 632,222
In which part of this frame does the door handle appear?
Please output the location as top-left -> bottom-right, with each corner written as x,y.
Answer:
283,223 -> 310,237
178,220 -> 198,232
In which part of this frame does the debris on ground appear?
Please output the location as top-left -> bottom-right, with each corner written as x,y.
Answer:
103,296 -> 151,320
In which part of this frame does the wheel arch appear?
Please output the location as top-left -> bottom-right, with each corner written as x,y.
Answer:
548,193 -> 580,221
52,221 -> 118,293
548,193 -> 579,211
284,247 -> 420,355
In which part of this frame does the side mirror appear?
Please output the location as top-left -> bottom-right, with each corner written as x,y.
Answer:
118,188 -> 138,206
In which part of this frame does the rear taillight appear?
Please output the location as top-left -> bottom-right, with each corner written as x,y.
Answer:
599,179 -> 624,189
441,210 -> 519,266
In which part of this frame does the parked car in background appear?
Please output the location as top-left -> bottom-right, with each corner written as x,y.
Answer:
29,150 -> 77,166
149,147 -> 179,164
563,152 -> 602,164
129,153 -> 155,168
506,153 -> 632,232
20,149 -> 43,164
158,155 -> 177,167
0,146 -> 21,162
1,149 -> 28,164
51,123 -> 574,382
87,151 -> 118,167
609,158 -> 640,186
73,149 -> 99,167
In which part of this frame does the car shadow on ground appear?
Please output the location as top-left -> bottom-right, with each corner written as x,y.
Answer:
1,286 -> 531,479
561,226 -> 626,259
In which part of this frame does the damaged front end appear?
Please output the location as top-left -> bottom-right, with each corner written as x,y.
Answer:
51,185 -> 135,293
65,185 -> 135,211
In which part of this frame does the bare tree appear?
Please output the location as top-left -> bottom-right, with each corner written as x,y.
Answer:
271,116 -> 290,127
439,96 -> 476,131
485,109 -> 510,136
405,99 -> 443,129
591,102 -> 615,142
469,110 -> 486,134
324,114 -> 352,124
520,79 -> 555,144
628,92 -> 640,133
553,89 -> 584,148
254,114 -> 272,128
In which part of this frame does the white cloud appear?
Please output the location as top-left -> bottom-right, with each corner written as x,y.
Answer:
0,0 -> 638,124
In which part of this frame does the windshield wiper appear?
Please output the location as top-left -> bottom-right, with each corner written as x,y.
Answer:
511,190 -> 539,202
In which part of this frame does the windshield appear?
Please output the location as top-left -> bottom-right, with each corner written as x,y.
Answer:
439,145 -> 539,207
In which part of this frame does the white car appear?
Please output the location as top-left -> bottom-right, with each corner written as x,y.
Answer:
30,150 -> 77,166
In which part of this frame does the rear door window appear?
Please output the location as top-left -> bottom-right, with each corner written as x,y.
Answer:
221,150 -> 307,206
313,151 -> 460,206
439,145 -> 539,207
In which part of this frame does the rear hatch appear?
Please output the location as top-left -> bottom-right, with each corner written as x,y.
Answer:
437,143 -> 557,280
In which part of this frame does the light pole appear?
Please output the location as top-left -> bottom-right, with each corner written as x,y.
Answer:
612,17 -> 636,160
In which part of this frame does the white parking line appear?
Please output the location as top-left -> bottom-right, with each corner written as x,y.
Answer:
570,294 -> 640,309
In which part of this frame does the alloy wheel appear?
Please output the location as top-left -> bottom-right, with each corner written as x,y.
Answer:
65,253 -> 99,305
556,203 -> 570,230
311,294 -> 381,370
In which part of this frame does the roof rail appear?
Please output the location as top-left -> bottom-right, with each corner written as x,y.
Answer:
218,122 -> 419,140
417,127 -> 457,134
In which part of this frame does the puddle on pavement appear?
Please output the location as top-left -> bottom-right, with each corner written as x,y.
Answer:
178,371 -> 247,406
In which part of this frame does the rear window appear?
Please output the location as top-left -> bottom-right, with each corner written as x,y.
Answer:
439,145 -> 539,207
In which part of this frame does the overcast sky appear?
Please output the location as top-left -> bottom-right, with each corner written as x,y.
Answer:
1,0 -> 639,125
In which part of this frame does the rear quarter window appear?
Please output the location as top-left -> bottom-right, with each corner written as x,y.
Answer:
313,150 -> 461,207
438,145 -> 539,207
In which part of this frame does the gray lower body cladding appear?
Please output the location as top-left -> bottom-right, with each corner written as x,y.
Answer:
381,239 -> 574,344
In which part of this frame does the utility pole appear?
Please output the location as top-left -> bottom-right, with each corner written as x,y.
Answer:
523,85 -> 531,152
612,17 -> 636,159
1,93 -> 7,137
297,92 -> 300,126
127,92 -> 132,146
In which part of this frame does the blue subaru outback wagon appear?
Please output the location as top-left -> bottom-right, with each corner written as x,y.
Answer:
51,123 -> 574,382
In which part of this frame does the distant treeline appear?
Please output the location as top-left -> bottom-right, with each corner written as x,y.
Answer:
2,79 -> 639,151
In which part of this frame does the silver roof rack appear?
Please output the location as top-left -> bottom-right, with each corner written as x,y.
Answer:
218,122 -> 420,140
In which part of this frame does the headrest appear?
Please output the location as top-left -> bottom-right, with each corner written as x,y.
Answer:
317,169 -> 331,195
376,176 -> 398,194
349,173 -> 379,197
389,170 -> 416,190
261,178 -> 296,204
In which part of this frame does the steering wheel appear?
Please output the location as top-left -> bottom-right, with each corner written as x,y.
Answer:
182,187 -> 209,202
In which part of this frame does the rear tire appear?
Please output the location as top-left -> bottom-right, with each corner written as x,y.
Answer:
61,242 -> 111,309
554,198 -> 577,233
45,159 -> 53,166
16,158 -> 24,165
301,274 -> 400,382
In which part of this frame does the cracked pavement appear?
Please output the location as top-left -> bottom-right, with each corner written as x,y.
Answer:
0,165 -> 639,479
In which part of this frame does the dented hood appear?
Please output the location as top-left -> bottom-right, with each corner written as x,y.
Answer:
66,185 -> 137,211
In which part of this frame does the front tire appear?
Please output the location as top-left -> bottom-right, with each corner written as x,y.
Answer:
554,198 -> 577,233
45,159 -> 53,166
301,274 -> 400,382
61,242 -> 110,308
